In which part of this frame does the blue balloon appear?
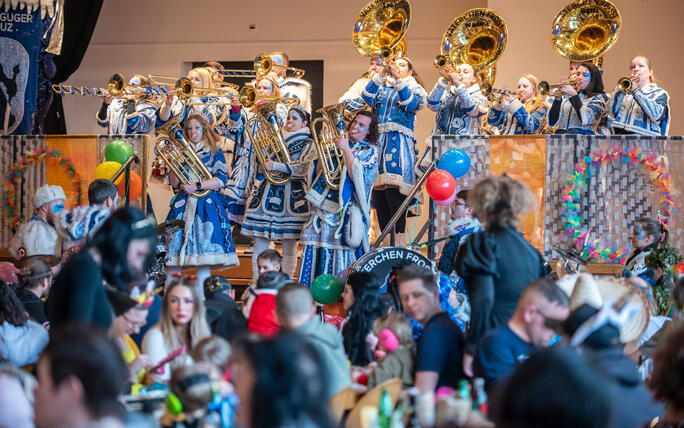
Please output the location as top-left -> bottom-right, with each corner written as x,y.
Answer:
438,149 -> 471,179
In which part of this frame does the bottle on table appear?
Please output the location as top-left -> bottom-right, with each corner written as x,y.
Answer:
472,377 -> 488,417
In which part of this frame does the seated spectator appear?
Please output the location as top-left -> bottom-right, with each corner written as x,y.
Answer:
341,271 -> 387,367
204,275 -> 247,343
247,271 -> 289,338
160,365 -> 222,428
108,290 -> 151,384
397,264 -> 465,392
230,332 -> 332,428
0,281 -> 49,367
649,320 -> 684,428
276,282 -> 351,396
15,255 -> 53,325
437,189 -> 482,280
473,278 -> 569,389
563,303 -> 664,428
366,312 -> 415,389
142,279 -> 210,382
34,324 -> 129,428
491,346 -> 611,428
242,249 -> 284,317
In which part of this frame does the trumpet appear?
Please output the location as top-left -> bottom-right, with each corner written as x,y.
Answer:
238,85 -> 300,109
617,75 -> 640,93
481,83 -> 521,103
538,75 -> 579,96
155,115 -> 213,198
311,102 -> 355,190
433,55 -> 461,83
245,102 -> 292,185
218,53 -> 305,79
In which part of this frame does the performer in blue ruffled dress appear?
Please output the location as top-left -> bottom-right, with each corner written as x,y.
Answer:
359,57 -> 426,246
96,74 -> 157,135
606,55 -> 670,136
241,105 -> 315,278
427,63 -> 488,135
486,74 -> 547,135
299,110 -> 380,286
165,114 -> 238,290
547,62 -> 606,135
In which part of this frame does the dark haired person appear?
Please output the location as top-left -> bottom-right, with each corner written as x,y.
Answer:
46,207 -> 157,330
34,324 -> 129,428
230,332 -> 333,428
623,217 -> 669,285
56,178 -> 118,252
397,264 -> 465,392
299,111 -> 381,285
474,278 -> 569,389
15,256 -> 53,325
547,61 -> 606,134
437,189 -> 482,279
340,271 -> 387,367
455,175 -> 547,376
203,275 -> 247,343
0,281 -> 49,367
649,320 -> 684,427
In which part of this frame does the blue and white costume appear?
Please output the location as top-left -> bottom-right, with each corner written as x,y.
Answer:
55,205 -> 111,251
360,74 -> 426,194
241,127 -> 315,239
279,77 -> 312,114
298,140 -> 380,286
547,93 -> 606,135
487,98 -> 547,135
606,83 -> 670,136
96,99 -> 156,134
156,96 -> 228,132
165,141 -> 238,268
223,103 -> 288,224
8,215 -> 60,259
427,78 -> 488,135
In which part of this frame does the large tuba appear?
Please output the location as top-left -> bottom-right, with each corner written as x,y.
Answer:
549,0 -> 622,67
310,102 -> 358,190
155,115 -> 214,198
352,0 -> 411,61
245,102 -> 293,185
439,8 -> 508,91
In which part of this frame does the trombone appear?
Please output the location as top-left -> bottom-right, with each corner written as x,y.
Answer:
148,74 -> 238,106
238,85 -> 300,109
617,75 -> 640,93
52,73 -> 168,102
538,75 -> 579,96
218,53 -> 305,79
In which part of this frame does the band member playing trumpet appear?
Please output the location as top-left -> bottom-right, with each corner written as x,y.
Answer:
241,105 -> 315,279
96,74 -> 157,134
606,56 -> 670,136
299,111 -> 380,286
487,74 -> 547,134
361,56 -> 427,246
427,63 -> 489,135
547,62 -> 606,135
165,114 -> 238,289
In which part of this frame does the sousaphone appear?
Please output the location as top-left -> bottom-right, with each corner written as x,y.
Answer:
440,8 -> 507,89
550,0 -> 622,67
352,0 -> 411,59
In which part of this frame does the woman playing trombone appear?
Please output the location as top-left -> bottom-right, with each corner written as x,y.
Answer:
606,55 -> 670,136
547,62 -> 606,135
486,74 -> 547,135
96,74 -> 157,135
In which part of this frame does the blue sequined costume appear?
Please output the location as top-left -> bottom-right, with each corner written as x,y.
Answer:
427,78 -> 488,135
96,99 -> 156,134
547,93 -> 605,135
298,140 -> 379,286
487,98 -> 547,135
606,83 -> 670,136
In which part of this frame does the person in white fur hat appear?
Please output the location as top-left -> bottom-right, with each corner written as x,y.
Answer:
8,184 -> 66,259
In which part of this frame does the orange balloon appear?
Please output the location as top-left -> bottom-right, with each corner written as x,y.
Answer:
116,170 -> 143,200
323,302 -> 345,318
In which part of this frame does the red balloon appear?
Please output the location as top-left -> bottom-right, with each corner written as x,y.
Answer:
116,170 -> 143,200
426,169 -> 456,201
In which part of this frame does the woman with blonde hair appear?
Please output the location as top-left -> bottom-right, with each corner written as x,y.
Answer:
487,73 -> 547,134
366,312 -> 415,388
607,55 -> 670,136
454,175 -> 548,376
142,279 -> 211,382
165,113 -> 238,289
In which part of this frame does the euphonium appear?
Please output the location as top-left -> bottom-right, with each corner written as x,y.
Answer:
154,115 -> 213,198
311,102 -> 355,190
244,102 -> 293,185
617,75 -> 640,93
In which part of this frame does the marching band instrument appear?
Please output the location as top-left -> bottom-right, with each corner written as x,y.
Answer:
538,75 -> 579,96
549,0 -> 622,67
148,74 -> 238,106
238,85 -> 300,109
154,115 -> 213,198
244,102 -> 293,185
310,101 -> 355,190
352,0 -> 411,60
481,83 -> 522,103
617,75 -> 640,93
217,53 -> 306,79
433,54 -> 461,83
52,73 -> 168,102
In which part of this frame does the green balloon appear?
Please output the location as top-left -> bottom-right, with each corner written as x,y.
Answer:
104,139 -> 133,164
311,274 -> 344,304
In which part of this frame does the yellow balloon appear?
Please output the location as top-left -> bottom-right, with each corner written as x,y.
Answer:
94,161 -> 123,181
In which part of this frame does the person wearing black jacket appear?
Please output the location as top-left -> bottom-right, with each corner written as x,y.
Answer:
454,175 -> 547,376
203,275 -> 246,343
15,256 -> 53,325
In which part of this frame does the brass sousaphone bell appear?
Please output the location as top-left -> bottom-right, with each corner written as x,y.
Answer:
352,0 -> 411,60
550,0 -> 622,67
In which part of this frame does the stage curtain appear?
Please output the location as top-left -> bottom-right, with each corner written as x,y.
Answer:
44,0 -> 104,134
